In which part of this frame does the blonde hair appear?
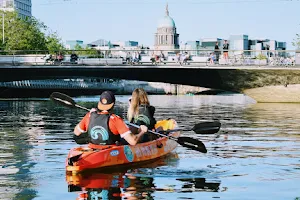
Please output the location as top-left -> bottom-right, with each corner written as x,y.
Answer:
127,88 -> 150,122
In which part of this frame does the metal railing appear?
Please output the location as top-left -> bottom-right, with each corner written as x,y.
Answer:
0,49 -> 298,67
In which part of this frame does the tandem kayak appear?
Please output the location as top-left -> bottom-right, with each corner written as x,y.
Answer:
66,119 -> 180,174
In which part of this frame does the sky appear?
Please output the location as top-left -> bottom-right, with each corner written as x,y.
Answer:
32,0 -> 300,49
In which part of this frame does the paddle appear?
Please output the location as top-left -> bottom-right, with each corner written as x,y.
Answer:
50,92 -> 90,111
50,92 -> 207,153
164,121 -> 221,134
126,122 -> 207,153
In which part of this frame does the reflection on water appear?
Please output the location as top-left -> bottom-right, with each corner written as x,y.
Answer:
67,154 -> 181,200
177,178 -> 220,192
0,95 -> 299,199
68,175 -> 220,200
67,154 -> 221,200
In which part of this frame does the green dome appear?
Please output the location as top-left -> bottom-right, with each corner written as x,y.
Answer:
158,16 -> 176,28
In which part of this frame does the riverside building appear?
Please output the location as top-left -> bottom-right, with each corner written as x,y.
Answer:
154,4 -> 180,55
0,0 -> 32,19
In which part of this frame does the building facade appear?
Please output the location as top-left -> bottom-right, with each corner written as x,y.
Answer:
154,4 -> 179,53
200,38 -> 223,51
0,0 -> 31,19
66,40 -> 85,50
184,41 -> 200,56
196,35 -> 286,57
229,35 -> 249,55
124,40 -> 138,47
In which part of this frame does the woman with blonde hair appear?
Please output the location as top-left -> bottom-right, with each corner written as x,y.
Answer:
127,88 -> 156,142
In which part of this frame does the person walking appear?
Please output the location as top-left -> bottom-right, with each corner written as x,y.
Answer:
223,40 -> 229,64
214,42 -> 220,64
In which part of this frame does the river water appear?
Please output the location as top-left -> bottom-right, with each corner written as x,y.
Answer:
0,94 -> 299,200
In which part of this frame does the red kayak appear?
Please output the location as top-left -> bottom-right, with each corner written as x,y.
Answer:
66,119 -> 180,174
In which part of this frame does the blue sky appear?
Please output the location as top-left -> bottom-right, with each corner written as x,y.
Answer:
32,0 -> 300,49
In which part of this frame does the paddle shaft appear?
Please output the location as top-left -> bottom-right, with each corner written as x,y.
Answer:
167,126 -> 220,133
76,104 -> 89,111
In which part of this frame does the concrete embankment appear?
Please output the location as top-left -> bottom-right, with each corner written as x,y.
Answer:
243,84 -> 300,103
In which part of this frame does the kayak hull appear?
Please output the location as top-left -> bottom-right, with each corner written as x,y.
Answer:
66,119 -> 180,174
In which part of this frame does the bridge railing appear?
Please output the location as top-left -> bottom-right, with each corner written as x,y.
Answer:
0,49 -> 298,67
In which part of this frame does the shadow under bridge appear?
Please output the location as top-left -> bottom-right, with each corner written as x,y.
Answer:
0,66 -> 228,90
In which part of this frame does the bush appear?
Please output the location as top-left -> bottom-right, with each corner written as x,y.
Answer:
256,54 -> 267,60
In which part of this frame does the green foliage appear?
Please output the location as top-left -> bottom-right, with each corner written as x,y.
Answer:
292,34 -> 300,50
74,45 -> 102,58
46,32 -> 64,53
85,47 -> 102,58
0,10 -> 64,52
74,44 -> 83,50
256,54 -> 267,60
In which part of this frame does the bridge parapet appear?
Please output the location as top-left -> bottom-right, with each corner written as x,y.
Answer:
0,49 -> 298,67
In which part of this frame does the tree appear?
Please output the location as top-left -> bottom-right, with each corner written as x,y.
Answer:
3,12 -> 47,52
74,44 -> 101,58
84,46 -> 101,58
292,34 -> 300,50
0,10 -> 64,53
46,32 -> 64,54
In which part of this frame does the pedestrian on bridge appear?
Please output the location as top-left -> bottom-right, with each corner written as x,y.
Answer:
223,40 -> 229,64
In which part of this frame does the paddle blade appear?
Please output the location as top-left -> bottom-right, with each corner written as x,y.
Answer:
192,121 -> 221,134
177,137 -> 207,153
50,92 -> 76,108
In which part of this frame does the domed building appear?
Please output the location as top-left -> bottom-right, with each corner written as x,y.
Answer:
154,4 -> 180,52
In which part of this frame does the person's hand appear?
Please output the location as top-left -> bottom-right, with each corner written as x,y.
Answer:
139,125 -> 148,134
89,108 -> 97,113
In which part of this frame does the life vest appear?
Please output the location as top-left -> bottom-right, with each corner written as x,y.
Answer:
132,105 -> 156,130
87,112 -> 120,145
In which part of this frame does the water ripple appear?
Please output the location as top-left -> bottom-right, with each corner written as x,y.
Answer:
0,96 -> 299,200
